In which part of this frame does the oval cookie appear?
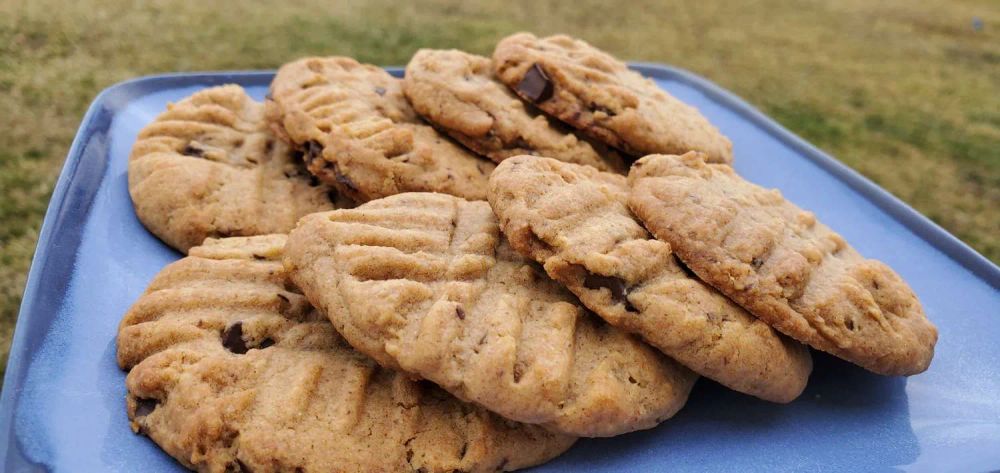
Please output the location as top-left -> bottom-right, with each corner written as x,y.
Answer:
128,85 -> 344,253
628,152 -> 938,376
116,234 -> 575,473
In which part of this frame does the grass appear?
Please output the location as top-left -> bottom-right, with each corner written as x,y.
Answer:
0,0 -> 997,381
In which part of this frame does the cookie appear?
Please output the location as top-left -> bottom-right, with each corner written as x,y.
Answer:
403,49 -> 626,173
267,57 -> 496,203
116,234 -> 575,473
493,33 -> 733,164
628,153 -> 938,376
488,156 -> 811,403
284,193 -> 697,437
128,85 -> 346,253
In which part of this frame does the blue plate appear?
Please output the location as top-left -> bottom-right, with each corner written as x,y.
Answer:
1,65 -> 998,472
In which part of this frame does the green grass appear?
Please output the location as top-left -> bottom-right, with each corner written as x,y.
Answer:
1,0 -> 997,381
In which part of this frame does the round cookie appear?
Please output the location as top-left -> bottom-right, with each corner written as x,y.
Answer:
267,56 -> 496,203
628,152 -> 938,376
283,193 -> 697,437
128,85 -> 346,253
404,49 -> 626,173
488,156 -> 811,403
493,33 -> 733,164
117,234 -> 575,473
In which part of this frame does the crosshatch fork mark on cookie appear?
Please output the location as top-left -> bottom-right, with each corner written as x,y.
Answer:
116,234 -> 575,472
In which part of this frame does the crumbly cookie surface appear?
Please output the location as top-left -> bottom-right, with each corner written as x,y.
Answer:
116,235 -> 575,473
488,156 -> 811,403
128,85 -> 343,253
628,153 -> 938,376
284,193 -> 697,437
404,49 -> 626,173
493,33 -> 733,164
268,57 -> 495,202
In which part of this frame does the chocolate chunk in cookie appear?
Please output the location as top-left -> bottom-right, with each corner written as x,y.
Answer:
517,64 -> 554,103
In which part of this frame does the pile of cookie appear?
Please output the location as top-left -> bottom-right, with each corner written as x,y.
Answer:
118,33 -> 938,472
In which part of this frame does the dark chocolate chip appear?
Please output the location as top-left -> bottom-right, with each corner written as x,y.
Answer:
374,86 -> 386,96
222,322 -> 248,354
517,64 -> 554,103
583,274 -> 637,312
182,144 -> 204,157
308,175 -> 320,187
327,190 -> 340,202
258,338 -> 275,349
134,397 -> 159,418
456,306 -> 465,320
331,163 -> 358,192
304,140 -> 323,163
583,274 -> 626,299
589,102 -> 616,116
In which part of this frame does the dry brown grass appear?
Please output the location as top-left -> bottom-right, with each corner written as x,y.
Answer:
1,0 -> 997,379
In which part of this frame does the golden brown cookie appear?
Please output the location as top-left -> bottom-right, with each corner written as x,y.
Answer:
403,49 -> 626,173
284,193 -> 697,437
628,153 -> 938,376
268,56 -> 496,202
488,156 -> 811,403
128,85 -> 344,253
116,234 -> 575,473
493,33 -> 733,163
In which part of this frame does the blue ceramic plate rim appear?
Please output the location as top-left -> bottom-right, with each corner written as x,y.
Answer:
1,64 -> 997,471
